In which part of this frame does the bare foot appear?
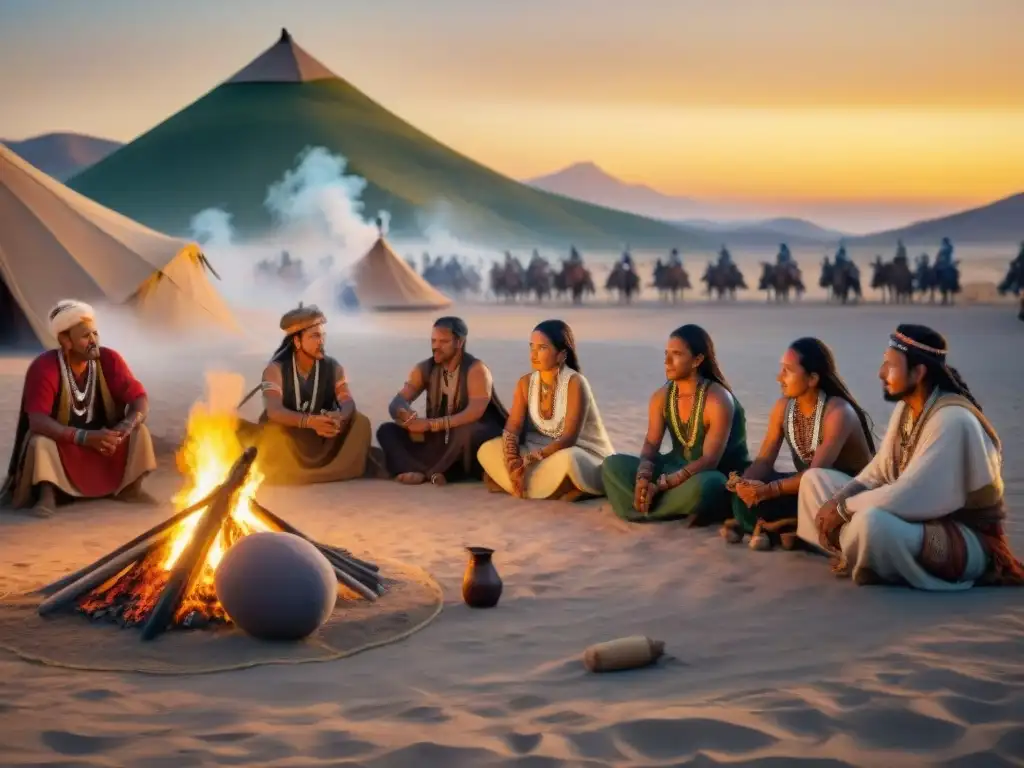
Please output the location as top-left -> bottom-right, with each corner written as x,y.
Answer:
429,473 -> 447,486
29,485 -> 57,517
483,473 -> 504,493
720,523 -> 743,544
395,473 -> 426,485
116,479 -> 159,505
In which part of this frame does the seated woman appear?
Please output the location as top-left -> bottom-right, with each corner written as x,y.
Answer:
723,337 -> 875,549
602,324 -> 750,523
477,319 -> 614,501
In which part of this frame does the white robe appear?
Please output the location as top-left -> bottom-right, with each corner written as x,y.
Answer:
796,397 -> 1002,590
478,369 -> 614,499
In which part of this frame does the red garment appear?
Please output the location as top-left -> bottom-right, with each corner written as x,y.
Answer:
22,348 -> 147,497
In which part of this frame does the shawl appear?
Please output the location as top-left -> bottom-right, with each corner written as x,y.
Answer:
845,393 -> 1022,585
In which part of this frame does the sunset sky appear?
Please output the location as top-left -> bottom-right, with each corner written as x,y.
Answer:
1,0 -> 1022,228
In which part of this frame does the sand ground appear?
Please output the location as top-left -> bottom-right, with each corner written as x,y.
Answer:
1,302 -> 1022,767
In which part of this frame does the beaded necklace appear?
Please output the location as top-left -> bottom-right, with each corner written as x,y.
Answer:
668,378 -> 708,455
528,366 -> 571,438
785,390 -> 826,465
59,352 -> 97,421
292,354 -> 320,413
895,388 -> 940,475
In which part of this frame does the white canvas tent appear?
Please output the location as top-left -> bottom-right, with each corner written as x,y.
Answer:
347,236 -> 452,311
0,142 -> 239,347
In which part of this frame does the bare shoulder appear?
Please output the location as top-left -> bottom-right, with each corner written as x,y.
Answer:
706,381 -> 735,410
770,396 -> 788,418
649,384 -> 669,409
824,396 -> 856,422
262,361 -> 283,381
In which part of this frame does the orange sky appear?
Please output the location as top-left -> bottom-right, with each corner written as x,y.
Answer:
1,1 -> 1021,210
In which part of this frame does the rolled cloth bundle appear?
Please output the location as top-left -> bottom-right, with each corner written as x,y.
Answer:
583,635 -> 665,672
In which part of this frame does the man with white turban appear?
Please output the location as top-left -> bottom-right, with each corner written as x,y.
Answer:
1,300 -> 157,516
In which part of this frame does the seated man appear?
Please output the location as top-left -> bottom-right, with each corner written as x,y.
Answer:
797,324 -> 1024,589
1,300 -> 157,517
377,316 -> 506,485
237,304 -> 375,484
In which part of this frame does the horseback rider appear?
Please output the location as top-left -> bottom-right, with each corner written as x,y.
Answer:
777,243 -> 793,266
834,242 -> 849,265
935,237 -> 954,273
620,247 -> 635,271
668,248 -> 682,267
895,239 -> 908,264
718,245 -> 734,267
568,245 -> 582,264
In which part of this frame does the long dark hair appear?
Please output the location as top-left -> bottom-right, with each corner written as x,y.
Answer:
790,337 -> 876,452
533,319 -> 581,372
271,332 -> 300,364
669,324 -> 731,392
895,324 -> 982,411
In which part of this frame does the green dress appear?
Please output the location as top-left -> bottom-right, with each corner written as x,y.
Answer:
601,380 -> 750,523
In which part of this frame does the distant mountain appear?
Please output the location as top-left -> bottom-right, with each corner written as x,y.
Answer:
672,216 -> 846,245
853,192 -> 1024,246
525,161 -> 701,220
2,132 -> 123,180
526,162 -> 844,245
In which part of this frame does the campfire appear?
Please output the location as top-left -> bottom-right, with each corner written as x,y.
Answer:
35,405 -> 383,641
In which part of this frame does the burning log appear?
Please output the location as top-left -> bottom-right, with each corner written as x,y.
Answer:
141,447 -> 258,640
36,445 -> 387,641
34,489 -> 219,598
249,501 -> 383,596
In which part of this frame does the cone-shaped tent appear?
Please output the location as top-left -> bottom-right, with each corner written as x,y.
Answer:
0,143 -> 239,347
349,236 -> 451,311
66,29 -> 697,249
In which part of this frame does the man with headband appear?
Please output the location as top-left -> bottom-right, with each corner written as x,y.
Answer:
796,324 -> 1023,589
1,300 -> 157,517
377,316 -> 507,485
237,304 -> 375,484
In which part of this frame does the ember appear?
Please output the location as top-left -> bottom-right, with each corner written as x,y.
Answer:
36,405 -> 385,641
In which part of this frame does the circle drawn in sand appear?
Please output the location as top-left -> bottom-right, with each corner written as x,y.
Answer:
0,557 -> 443,675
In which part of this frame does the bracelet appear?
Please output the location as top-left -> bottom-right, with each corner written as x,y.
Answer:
300,414 -> 309,429
674,468 -> 692,487
836,498 -> 851,523
74,429 -> 87,446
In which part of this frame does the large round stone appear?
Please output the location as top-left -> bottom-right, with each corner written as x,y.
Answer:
214,532 -> 337,641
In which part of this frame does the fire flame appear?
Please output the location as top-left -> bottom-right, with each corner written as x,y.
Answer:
76,388 -> 275,627
165,404 -> 269,582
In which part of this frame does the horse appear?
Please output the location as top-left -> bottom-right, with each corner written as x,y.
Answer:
525,256 -> 553,303
652,261 -> 690,302
759,262 -> 804,302
606,262 -> 641,303
822,259 -> 862,305
702,262 -> 746,300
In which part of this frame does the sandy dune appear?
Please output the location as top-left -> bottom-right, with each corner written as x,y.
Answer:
1,302 -> 1022,767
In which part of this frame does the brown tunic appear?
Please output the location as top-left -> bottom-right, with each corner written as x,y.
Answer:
376,352 -> 507,480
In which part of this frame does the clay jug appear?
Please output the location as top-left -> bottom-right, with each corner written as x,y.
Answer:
462,547 -> 503,608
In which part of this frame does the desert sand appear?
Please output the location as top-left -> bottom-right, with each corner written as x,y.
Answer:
1,301 -> 1022,767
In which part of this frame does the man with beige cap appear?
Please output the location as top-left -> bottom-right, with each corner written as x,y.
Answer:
237,304 -> 376,483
